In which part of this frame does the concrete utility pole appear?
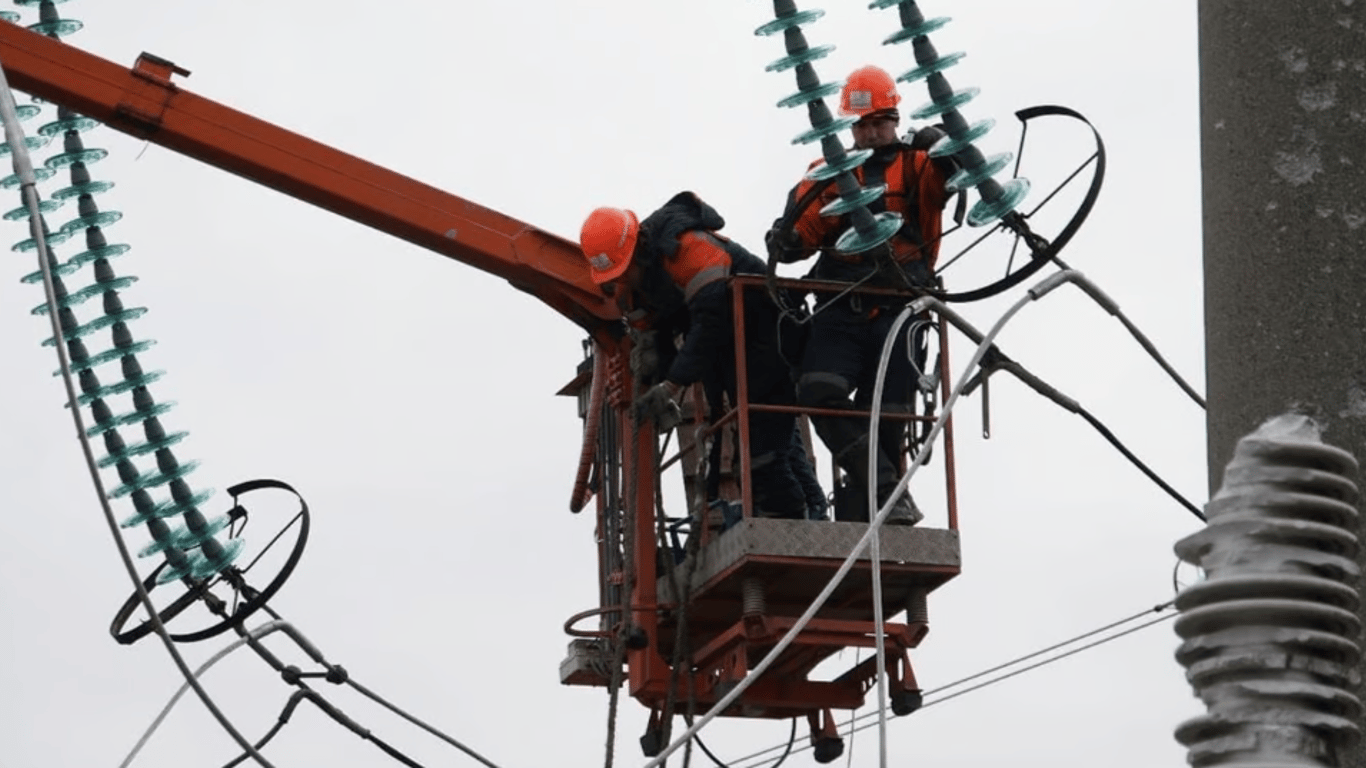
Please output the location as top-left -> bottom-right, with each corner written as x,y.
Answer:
1199,2 -> 1366,765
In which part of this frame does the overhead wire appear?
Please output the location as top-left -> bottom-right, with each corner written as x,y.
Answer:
0,55 -> 275,768
120,596 -> 504,768
932,286 -> 1206,520
862,302 -> 928,768
659,267 -> 1198,767
1049,256 -> 1204,410
726,600 -> 1178,768
119,620 -> 291,768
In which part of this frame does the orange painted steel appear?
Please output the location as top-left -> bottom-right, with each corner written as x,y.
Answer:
0,23 -> 616,333
0,21 -> 963,730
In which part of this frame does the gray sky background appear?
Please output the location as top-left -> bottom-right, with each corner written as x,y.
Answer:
0,2 -> 1210,766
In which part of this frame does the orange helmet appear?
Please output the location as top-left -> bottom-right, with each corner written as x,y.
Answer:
839,65 -> 900,119
579,207 -> 640,285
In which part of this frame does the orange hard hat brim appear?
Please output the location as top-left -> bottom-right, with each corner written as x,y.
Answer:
589,209 -> 639,285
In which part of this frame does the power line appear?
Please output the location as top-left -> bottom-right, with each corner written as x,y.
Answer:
726,600 -> 1177,768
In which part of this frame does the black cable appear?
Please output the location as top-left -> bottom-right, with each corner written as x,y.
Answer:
688,716 -> 796,768
221,721 -> 285,768
1075,407 -> 1205,520
346,679 -> 503,768
369,733 -> 428,768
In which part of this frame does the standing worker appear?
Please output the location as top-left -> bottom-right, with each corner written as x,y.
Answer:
766,65 -> 954,525
580,192 -> 812,521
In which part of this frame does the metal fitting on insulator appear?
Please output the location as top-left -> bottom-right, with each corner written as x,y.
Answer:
742,577 -> 767,618
1172,413 -> 1363,768
905,587 -> 929,625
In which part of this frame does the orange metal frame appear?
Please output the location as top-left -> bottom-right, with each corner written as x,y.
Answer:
0,22 -> 961,728
609,276 -> 959,721
0,23 -> 616,334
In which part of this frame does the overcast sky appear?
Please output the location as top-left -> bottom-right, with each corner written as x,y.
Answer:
0,2 -> 1209,767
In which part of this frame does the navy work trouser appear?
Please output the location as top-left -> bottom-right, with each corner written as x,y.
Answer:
796,298 -> 929,508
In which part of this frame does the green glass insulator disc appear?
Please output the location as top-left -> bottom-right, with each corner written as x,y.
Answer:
66,242 -> 131,268
777,81 -> 842,109
929,118 -> 994,157
14,0 -> 77,6
12,228 -> 72,252
4,198 -> 64,221
0,11 -> 18,22
42,307 -> 148,346
154,488 -> 214,520
834,211 -> 903,254
52,180 -> 115,201
805,149 -> 873,181
967,177 -> 1031,227
192,537 -> 245,578
71,370 -> 166,407
31,274 -> 138,314
883,16 -> 951,45
120,486 -> 211,527
5,104 -> 42,121
755,9 -> 824,37
98,429 -> 188,469
84,399 -> 173,437
62,338 -> 156,373
19,259 -> 80,284
791,116 -> 858,146
867,0 -> 902,8
765,44 -> 835,73
175,515 -> 232,550
38,116 -> 98,137
0,135 -> 49,156
0,167 -> 56,189
45,147 -> 107,169
109,459 -> 200,499
820,185 -> 888,217
910,87 -> 979,121
153,553 -> 205,584
139,532 -> 183,558
946,152 -> 1013,193
897,51 -> 966,84
60,209 -> 123,234
27,19 -> 84,38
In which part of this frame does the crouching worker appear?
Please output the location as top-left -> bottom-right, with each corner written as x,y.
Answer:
579,192 -> 812,520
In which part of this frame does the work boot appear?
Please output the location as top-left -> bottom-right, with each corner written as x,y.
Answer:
879,487 -> 923,527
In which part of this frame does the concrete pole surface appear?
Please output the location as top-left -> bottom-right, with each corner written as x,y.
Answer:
1200,2 -> 1366,766
1201,0 -> 1366,479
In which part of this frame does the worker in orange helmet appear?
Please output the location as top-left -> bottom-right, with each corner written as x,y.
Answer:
580,192 -> 813,521
765,64 -> 957,526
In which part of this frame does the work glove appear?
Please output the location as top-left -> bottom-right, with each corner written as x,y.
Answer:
633,382 -> 682,432
765,225 -> 805,264
629,330 -> 660,382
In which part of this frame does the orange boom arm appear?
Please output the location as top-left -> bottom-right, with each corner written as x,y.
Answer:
0,21 -> 617,333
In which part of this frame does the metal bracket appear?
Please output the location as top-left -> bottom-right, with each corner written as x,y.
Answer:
113,52 -> 190,135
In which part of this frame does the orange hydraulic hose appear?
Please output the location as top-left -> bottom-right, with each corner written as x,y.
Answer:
569,348 -> 607,513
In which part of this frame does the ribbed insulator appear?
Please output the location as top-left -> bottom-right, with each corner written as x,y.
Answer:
2,4 -> 244,584
742,577 -> 766,618
905,587 -> 929,624
870,0 -> 1030,227
1173,414 -> 1362,768
755,0 -> 902,255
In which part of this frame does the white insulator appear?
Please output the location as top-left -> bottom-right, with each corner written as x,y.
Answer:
1173,414 -> 1362,767
906,587 -> 929,625
742,578 -> 766,618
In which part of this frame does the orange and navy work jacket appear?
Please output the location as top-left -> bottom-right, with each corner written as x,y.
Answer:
781,141 -> 950,284
624,192 -> 770,388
